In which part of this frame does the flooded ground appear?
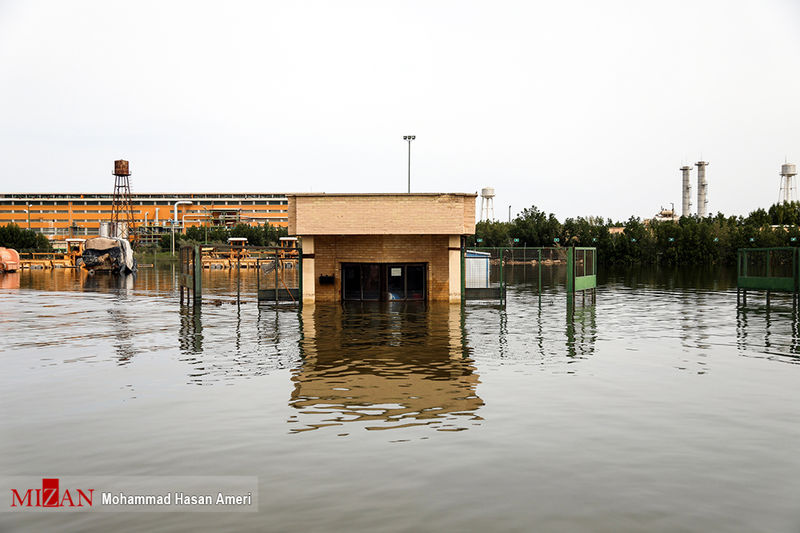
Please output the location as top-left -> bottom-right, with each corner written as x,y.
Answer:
1,264 -> 799,532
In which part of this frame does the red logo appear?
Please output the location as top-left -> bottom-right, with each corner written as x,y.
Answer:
10,478 -> 94,508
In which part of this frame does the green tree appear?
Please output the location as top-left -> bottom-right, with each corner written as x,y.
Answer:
0,223 -> 52,252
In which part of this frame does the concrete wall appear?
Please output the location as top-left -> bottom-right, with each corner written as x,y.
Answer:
289,193 -> 476,236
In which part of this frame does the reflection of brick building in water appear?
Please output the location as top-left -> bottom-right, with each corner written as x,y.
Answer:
0,192 -> 289,245
290,304 -> 483,433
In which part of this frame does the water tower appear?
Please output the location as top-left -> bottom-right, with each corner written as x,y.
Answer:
480,187 -> 495,221
779,163 -> 797,203
111,159 -> 136,241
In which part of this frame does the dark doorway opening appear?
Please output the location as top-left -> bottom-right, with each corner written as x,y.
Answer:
342,263 -> 426,301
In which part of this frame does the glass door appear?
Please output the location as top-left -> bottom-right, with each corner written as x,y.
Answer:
386,264 -> 426,301
387,265 -> 406,300
342,263 -> 426,301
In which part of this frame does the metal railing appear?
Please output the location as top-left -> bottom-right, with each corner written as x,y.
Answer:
462,246 -> 597,305
737,247 -> 798,293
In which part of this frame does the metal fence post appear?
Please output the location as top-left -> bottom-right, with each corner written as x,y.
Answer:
298,245 -> 303,308
499,248 -> 505,306
566,247 -> 574,294
193,245 -> 202,304
538,248 -> 542,294
460,236 -> 465,304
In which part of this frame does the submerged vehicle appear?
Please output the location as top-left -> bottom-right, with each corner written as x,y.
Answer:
81,237 -> 136,274
0,247 -> 20,273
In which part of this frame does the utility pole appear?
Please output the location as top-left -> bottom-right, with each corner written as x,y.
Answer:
403,135 -> 415,193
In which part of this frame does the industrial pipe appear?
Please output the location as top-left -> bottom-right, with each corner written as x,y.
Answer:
174,201 -> 193,226
171,201 -> 193,257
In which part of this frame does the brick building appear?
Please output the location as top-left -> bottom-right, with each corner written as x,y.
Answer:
288,193 -> 476,303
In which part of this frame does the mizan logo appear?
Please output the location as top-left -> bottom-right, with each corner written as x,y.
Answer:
11,478 -> 94,508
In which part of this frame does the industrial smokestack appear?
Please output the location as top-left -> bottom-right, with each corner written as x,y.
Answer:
696,161 -> 708,217
680,166 -> 692,217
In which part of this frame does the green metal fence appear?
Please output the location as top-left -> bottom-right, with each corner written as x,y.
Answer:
462,246 -> 597,305
566,247 -> 597,293
737,247 -> 798,293
463,247 -> 508,303
179,244 -> 301,305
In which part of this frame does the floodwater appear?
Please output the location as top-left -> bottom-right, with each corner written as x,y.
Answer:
1,263 -> 799,532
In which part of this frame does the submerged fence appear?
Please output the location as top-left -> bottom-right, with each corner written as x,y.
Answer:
178,245 -> 203,305
737,247 -> 799,307
179,244 -> 301,305
567,247 -> 597,292
463,246 -> 596,305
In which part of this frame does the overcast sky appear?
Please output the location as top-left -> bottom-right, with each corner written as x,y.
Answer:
1,0 -> 799,221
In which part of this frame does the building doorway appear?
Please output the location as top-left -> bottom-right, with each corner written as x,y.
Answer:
342,263 -> 426,301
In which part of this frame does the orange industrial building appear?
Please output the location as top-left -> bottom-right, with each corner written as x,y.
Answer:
0,193 -> 289,246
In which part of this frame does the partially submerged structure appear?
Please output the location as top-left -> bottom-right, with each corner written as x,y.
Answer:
288,193 -> 476,303
81,237 -> 136,274
0,247 -> 20,273
737,247 -> 799,308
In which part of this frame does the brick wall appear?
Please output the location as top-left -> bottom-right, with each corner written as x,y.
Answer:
289,194 -> 476,236
311,234 -> 453,301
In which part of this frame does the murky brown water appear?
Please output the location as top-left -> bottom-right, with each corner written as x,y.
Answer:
1,264 -> 799,532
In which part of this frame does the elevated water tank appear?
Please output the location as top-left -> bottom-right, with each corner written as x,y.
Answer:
114,160 -> 130,176
481,187 -> 495,198
781,164 -> 797,177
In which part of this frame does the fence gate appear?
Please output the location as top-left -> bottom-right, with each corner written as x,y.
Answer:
463,247 -> 507,304
462,246 -> 597,308
256,252 -> 301,303
179,245 -> 202,305
737,247 -> 799,308
178,244 -> 301,305
567,247 -> 597,307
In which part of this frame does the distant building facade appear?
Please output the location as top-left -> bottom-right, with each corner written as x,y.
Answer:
0,192 -> 289,241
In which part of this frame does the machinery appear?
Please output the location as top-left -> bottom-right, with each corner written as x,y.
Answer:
0,247 -> 20,273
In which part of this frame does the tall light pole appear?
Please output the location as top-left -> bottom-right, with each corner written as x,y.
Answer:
403,135 -> 415,193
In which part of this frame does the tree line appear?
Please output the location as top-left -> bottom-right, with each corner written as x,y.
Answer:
467,203 -> 800,265
157,223 -> 289,251
0,224 -> 52,252
5,201 -> 800,265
